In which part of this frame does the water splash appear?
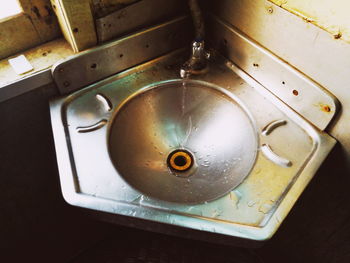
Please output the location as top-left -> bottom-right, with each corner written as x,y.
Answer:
132,195 -> 145,205
247,200 -> 257,207
232,190 -> 243,209
182,116 -> 193,146
211,208 -> 223,218
259,203 -> 273,214
181,81 -> 187,117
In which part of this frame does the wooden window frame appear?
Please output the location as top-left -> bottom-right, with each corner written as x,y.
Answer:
0,0 -> 61,59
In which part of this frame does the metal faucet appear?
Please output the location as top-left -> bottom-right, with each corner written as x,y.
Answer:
180,40 -> 210,78
180,0 -> 209,78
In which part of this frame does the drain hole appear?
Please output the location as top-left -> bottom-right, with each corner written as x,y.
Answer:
174,155 -> 187,167
167,150 -> 193,172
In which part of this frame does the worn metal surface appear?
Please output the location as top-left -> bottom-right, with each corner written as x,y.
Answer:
52,16 -> 192,94
95,0 -> 186,43
50,50 -> 336,241
109,80 -> 258,203
207,15 -> 339,131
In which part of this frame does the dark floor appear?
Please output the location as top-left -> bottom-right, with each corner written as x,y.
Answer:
1,85 -> 349,263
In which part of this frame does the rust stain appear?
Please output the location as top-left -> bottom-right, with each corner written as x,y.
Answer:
322,105 -> 331,113
318,103 -> 331,113
334,31 -> 342,39
313,102 -> 332,113
292,89 -> 299,96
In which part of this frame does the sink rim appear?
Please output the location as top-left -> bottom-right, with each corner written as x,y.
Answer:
49,51 -> 337,242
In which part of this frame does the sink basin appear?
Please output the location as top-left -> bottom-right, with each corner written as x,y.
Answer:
108,80 -> 258,203
50,48 -> 336,242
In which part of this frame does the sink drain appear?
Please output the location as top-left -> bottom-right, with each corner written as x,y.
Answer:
167,150 -> 194,172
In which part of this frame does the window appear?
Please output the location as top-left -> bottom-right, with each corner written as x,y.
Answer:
0,0 -> 22,20
0,0 -> 61,60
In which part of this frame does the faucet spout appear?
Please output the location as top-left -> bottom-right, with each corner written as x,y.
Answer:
180,0 -> 209,78
180,40 -> 210,78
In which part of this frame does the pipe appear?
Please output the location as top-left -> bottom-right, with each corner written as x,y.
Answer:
188,0 -> 205,40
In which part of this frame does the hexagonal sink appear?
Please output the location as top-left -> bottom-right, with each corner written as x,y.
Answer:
108,80 -> 258,203
50,50 -> 336,242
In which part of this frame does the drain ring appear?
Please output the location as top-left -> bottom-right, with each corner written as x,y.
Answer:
167,150 -> 194,172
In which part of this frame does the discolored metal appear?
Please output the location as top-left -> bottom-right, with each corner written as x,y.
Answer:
108,80 -> 258,203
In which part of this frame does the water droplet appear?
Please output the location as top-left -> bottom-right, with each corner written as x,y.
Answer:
276,215 -> 282,224
132,195 -> 142,204
211,208 -> 223,218
233,190 -> 242,208
259,203 -> 273,214
247,200 -> 257,207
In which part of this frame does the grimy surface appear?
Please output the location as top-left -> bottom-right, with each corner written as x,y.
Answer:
0,75 -> 349,262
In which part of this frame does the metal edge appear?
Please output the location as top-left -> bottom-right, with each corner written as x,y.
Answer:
207,14 -> 340,131
51,16 -> 192,94
49,97 -> 80,202
0,69 -> 54,103
224,59 -> 337,240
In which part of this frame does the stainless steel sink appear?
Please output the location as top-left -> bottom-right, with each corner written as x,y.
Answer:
50,17 -> 337,242
50,49 -> 336,241
108,80 -> 258,204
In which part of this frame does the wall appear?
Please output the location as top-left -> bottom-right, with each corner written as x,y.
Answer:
270,0 -> 350,42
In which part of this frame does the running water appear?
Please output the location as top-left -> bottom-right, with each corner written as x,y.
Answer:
181,80 -> 187,117
175,80 -> 193,148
